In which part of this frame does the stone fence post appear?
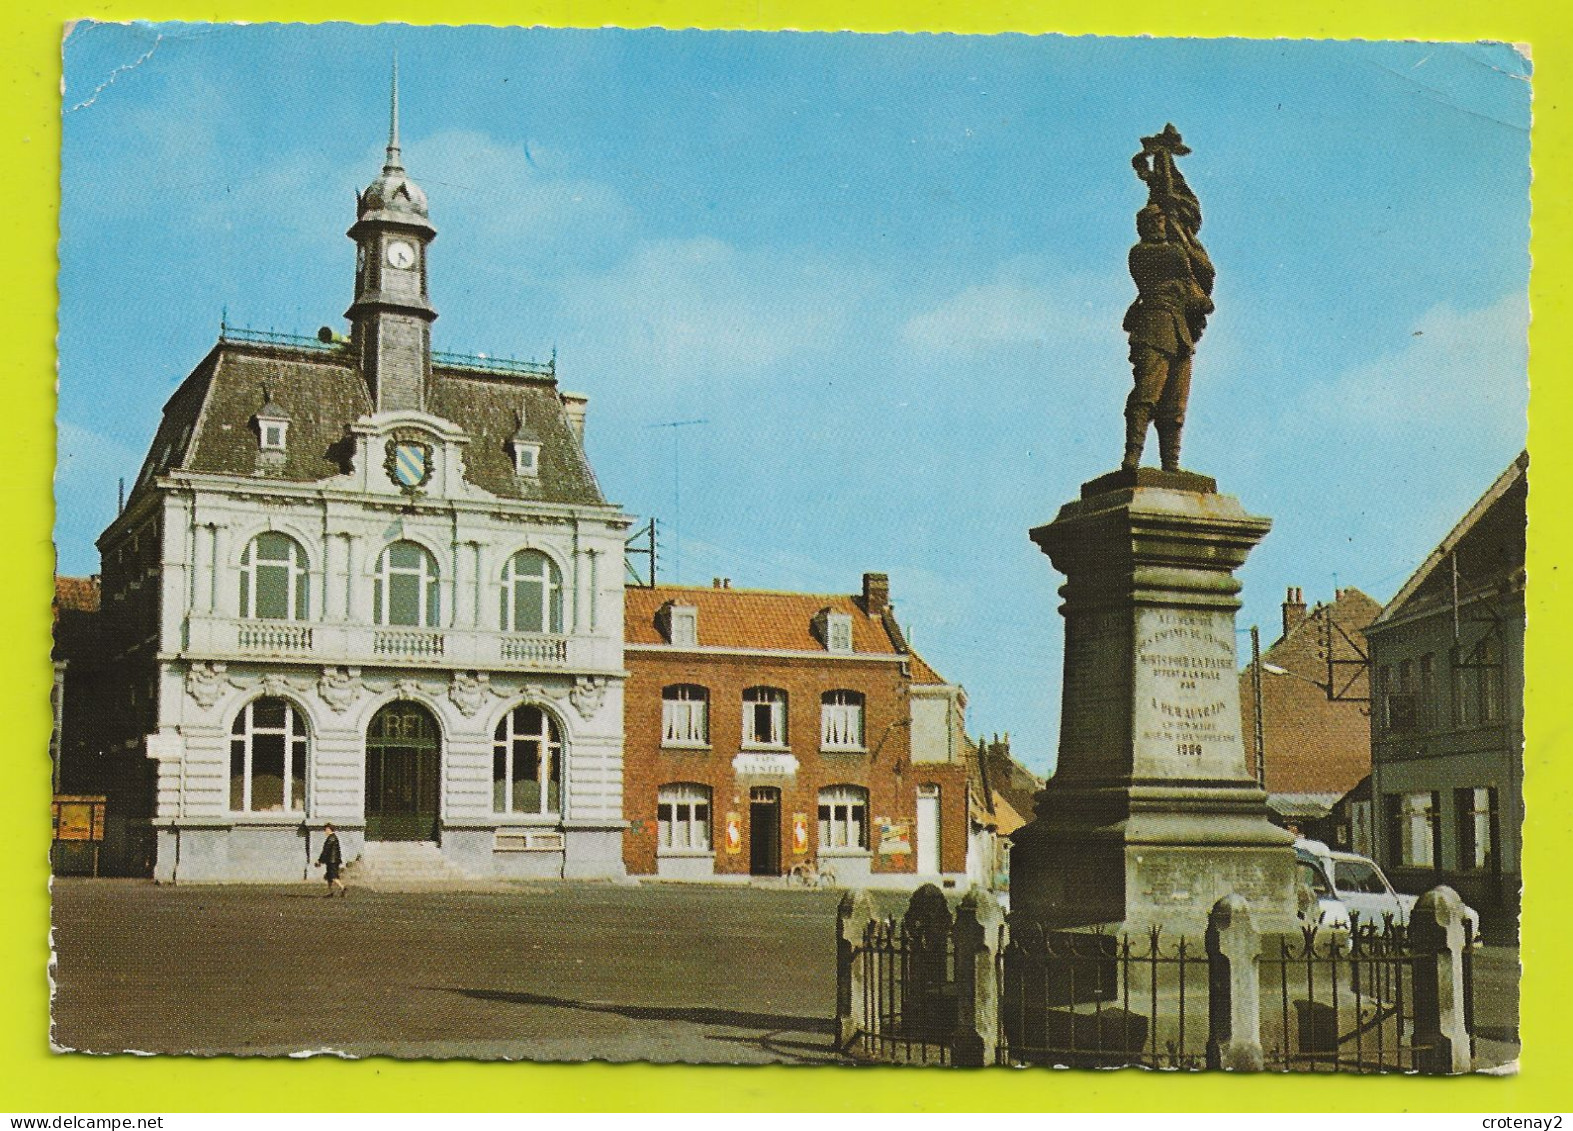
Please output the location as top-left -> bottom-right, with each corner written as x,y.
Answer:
1205,893 -> 1264,1071
902,884 -> 955,1045
951,887 -> 1006,1067
1410,885 -> 1472,1074
836,889 -> 876,1052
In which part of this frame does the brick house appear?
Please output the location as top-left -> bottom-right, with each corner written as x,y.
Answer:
623,574 -> 972,887
1238,585 -> 1381,842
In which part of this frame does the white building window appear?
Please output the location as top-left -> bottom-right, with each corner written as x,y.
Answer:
239,532 -> 309,621
662,684 -> 709,747
493,705 -> 562,815
501,549 -> 563,633
374,541 -> 440,627
826,612 -> 852,653
667,604 -> 698,646
743,686 -> 788,747
513,441 -> 541,477
658,783 -> 712,851
821,690 -> 865,750
229,697 -> 307,814
1389,791 -> 1436,868
818,784 -> 868,850
260,421 -> 288,451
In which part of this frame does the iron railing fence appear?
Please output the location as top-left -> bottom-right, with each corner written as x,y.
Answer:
1261,916 -> 1477,1074
849,917 -> 955,1065
997,923 -> 1206,1069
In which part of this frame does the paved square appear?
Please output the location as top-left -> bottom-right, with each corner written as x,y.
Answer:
49,880 -> 1519,1070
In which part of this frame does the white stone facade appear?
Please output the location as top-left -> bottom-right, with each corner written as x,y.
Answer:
147,418 -> 629,882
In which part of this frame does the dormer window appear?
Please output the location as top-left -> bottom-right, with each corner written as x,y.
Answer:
255,388 -> 290,453
814,609 -> 854,654
261,422 -> 288,451
664,604 -> 698,647
511,405 -> 541,478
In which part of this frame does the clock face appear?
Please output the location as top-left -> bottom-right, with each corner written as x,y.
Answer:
385,240 -> 417,270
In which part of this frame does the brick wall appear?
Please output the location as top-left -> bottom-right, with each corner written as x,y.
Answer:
623,649 -> 970,878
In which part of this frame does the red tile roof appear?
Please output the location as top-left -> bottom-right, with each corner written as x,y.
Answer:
54,576 -> 100,615
625,584 -> 902,653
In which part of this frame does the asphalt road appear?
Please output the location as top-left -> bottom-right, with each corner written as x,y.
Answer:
49,879 -> 1519,1069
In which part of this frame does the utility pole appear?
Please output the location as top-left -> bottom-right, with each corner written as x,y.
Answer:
1251,624 -> 1265,787
646,418 -> 707,585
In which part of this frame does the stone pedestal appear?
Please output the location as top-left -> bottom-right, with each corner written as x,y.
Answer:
1012,468 -> 1298,937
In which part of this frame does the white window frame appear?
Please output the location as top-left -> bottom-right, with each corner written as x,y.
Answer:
657,782 -> 712,852
661,684 -> 710,747
1397,791 -> 1436,868
742,686 -> 788,748
501,549 -> 564,634
259,421 -> 289,451
239,532 -> 310,621
668,605 -> 698,647
818,784 -> 869,851
820,689 -> 866,751
374,541 -> 441,628
492,705 -> 563,817
825,611 -> 853,654
229,697 -> 308,814
513,440 -> 541,477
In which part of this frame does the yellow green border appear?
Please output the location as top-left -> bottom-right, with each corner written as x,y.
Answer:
5,0 -> 1567,1113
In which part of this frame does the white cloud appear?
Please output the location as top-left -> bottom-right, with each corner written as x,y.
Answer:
899,268 -> 1123,358
555,237 -> 875,380
1305,291 -> 1529,444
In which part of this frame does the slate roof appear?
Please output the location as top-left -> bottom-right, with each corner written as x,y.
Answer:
1371,451 -> 1528,630
625,584 -> 906,654
129,338 -> 605,508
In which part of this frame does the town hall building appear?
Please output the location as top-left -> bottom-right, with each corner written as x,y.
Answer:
88,80 -> 631,882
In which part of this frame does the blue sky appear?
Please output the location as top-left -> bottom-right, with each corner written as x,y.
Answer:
56,24 -> 1531,772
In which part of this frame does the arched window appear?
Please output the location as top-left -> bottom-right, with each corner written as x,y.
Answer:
742,686 -> 788,747
818,784 -> 868,850
662,685 -> 709,746
821,690 -> 865,749
501,549 -> 564,633
239,532 -> 309,620
374,541 -> 440,627
229,697 -> 307,813
493,704 -> 562,815
657,783 -> 712,851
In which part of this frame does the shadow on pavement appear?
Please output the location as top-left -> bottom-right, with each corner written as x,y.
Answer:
443,987 -> 836,1036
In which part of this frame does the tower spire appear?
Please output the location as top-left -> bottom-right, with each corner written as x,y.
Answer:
384,55 -> 402,173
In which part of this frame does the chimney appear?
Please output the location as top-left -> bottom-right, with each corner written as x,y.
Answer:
560,391 -> 588,444
862,572 -> 890,615
1282,586 -> 1308,638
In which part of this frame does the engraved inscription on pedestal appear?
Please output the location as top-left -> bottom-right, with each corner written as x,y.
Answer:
1132,607 -> 1247,781
1058,608 -> 1130,774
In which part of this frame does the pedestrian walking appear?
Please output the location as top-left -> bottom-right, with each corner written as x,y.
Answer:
316,823 -> 346,897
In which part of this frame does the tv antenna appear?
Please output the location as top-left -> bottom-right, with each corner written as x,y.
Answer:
646,418 -> 708,585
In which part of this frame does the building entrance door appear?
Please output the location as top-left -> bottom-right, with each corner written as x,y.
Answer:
916,784 -> 941,875
365,701 -> 440,841
749,786 -> 781,876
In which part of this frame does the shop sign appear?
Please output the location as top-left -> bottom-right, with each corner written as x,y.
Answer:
791,812 -> 809,854
732,752 -> 799,777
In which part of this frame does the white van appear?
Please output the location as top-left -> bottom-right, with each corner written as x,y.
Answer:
1295,838 -> 1479,940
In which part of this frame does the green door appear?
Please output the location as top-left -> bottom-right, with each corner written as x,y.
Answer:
365,702 -> 440,841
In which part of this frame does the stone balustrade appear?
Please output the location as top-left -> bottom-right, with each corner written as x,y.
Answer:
180,615 -> 616,673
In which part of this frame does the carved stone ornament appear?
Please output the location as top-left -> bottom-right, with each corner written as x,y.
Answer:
185,662 -> 236,709
448,670 -> 498,717
569,676 -> 611,721
318,666 -> 364,713
393,678 -> 425,700
259,673 -> 308,698
520,681 -> 569,703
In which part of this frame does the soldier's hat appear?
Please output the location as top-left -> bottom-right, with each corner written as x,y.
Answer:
1141,123 -> 1191,155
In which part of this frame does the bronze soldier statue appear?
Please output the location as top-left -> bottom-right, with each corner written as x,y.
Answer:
1121,124 -> 1215,472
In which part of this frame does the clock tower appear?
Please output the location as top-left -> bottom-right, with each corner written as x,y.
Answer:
346,64 -> 437,413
